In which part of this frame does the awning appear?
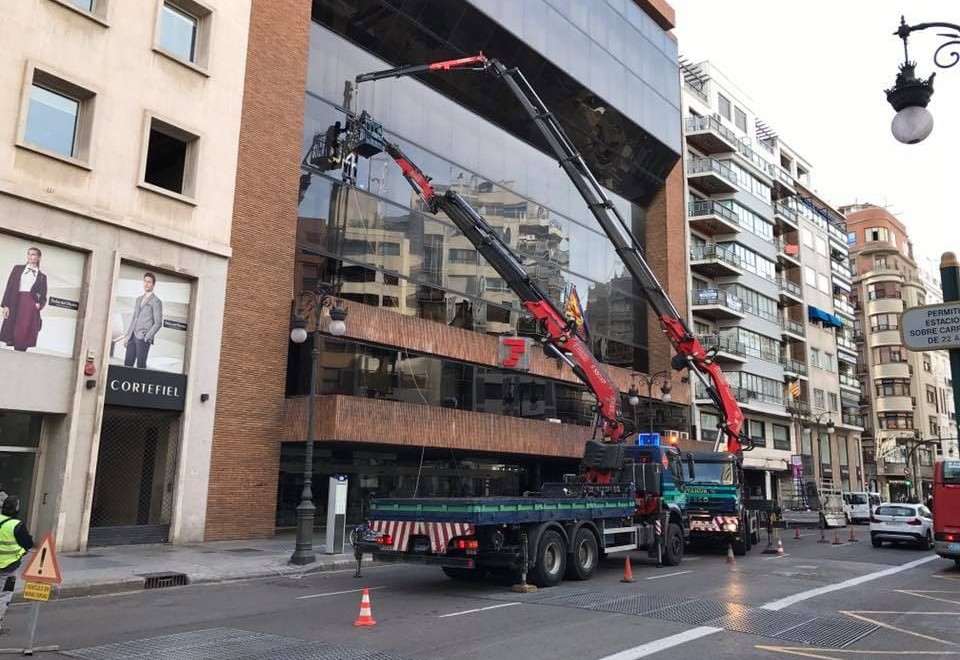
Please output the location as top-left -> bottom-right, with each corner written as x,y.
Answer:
807,305 -> 843,328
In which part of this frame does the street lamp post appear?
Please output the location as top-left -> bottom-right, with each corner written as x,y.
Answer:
288,283 -> 348,566
628,371 -> 673,439
885,16 -> 960,144
802,411 -> 835,482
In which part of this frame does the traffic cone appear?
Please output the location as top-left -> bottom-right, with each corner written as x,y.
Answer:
353,588 -> 376,627
832,529 -> 842,545
848,525 -> 859,542
776,536 -> 785,555
621,556 -> 635,583
794,525 -> 801,540
726,544 -> 736,565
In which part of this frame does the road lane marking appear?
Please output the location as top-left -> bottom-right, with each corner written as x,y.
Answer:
762,553 -> 790,560
644,570 -> 692,580
756,645 -> 959,658
438,602 -> 521,618
841,610 -> 957,646
682,556 -> 703,561
793,565 -> 818,569
297,586 -> 385,600
895,589 -> 960,606
761,555 -> 939,610
594,626 -> 721,660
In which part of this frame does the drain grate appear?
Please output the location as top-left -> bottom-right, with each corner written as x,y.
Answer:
712,607 -> 815,637
138,572 -> 189,590
593,593 -> 691,616
648,599 -> 749,625
776,617 -> 879,648
62,628 -> 426,660
538,591 -> 619,610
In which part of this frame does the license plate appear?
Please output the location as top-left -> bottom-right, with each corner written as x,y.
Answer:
887,521 -> 903,526
948,543 -> 960,552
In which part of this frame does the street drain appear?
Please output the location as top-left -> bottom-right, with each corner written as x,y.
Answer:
139,571 -> 188,589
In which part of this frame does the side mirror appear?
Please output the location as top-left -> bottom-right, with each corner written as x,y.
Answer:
685,452 -> 696,481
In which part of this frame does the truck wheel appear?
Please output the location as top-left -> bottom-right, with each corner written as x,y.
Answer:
566,528 -> 598,581
733,522 -> 748,556
442,566 -> 485,582
531,530 -> 567,587
663,523 -> 684,566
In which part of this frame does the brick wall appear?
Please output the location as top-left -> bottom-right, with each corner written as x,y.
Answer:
205,0 -> 312,541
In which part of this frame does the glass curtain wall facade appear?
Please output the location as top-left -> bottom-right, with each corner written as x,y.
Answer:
283,0 -> 683,527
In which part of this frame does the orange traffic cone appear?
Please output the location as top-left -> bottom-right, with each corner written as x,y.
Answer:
353,588 -> 376,627
832,529 -> 842,545
776,536 -> 785,555
794,526 -> 801,540
848,525 -> 859,542
726,544 -> 736,565
621,556 -> 635,583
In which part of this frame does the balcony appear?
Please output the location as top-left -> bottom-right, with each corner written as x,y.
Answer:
841,412 -> 865,428
687,158 -> 739,195
690,288 -> 745,320
775,239 -> 802,267
695,384 -> 784,408
836,334 -> 858,354
697,334 -> 748,363
774,202 -> 799,230
684,115 -> 740,155
688,200 -> 740,237
770,165 -> 796,197
690,243 -> 744,277
777,277 -> 804,305
781,357 -> 809,378
780,317 -> 807,340
827,222 -> 849,246
830,259 -> 853,281
833,297 -> 855,318
839,373 -> 861,392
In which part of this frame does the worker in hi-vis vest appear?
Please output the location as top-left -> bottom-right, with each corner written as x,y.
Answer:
0,496 -> 34,634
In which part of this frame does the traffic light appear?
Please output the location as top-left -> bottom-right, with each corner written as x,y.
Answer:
905,478 -> 912,488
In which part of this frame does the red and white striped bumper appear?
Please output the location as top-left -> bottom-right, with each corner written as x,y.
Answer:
370,520 -> 476,554
691,516 -> 739,532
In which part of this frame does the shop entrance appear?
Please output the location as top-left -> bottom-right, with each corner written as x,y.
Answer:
0,412 -> 43,524
88,407 -> 180,546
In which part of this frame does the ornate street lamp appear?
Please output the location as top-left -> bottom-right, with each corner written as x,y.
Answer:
885,16 -> 960,144
288,283 -> 347,565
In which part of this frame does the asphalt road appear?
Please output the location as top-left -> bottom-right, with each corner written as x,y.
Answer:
2,529 -> 957,660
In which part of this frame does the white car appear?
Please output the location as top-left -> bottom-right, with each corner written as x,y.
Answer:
870,503 -> 934,549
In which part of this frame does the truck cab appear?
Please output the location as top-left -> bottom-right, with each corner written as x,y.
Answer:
621,444 -> 689,537
683,451 -> 758,554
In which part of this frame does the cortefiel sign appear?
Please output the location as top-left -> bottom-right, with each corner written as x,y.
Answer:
104,365 -> 187,410
901,302 -> 960,351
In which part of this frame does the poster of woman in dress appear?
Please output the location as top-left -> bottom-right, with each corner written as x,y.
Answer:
0,234 -> 83,357
109,263 -> 192,373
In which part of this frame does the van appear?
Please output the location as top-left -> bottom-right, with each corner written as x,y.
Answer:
843,491 -> 879,523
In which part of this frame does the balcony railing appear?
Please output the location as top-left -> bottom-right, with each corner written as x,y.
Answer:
777,277 -> 802,296
687,157 -> 738,184
774,201 -> 798,224
683,83 -> 708,104
780,317 -> 806,336
827,222 -> 849,244
691,288 -> 743,311
774,239 -> 801,259
842,412 -> 865,427
696,384 -> 783,406
833,298 -> 855,316
685,115 -> 736,143
697,334 -> 748,357
690,243 -> 743,268
836,335 -> 857,352
781,357 -> 808,376
839,373 -> 861,389
770,166 -> 795,188
688,199 -> 739,224
830,260 -> 853,280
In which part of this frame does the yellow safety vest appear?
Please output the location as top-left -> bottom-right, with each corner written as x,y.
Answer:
0,516 -> 26,569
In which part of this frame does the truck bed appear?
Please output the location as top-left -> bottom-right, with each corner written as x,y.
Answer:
369,495 -> 635,525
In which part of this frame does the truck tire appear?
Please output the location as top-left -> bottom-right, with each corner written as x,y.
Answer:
663,523 -> 684,566
733,519 -> 748,556
566,527 -> 599,581
442,566 -> 485,582
531,530 -> 567,587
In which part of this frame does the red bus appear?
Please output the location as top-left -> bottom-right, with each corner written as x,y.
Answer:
933,459 -> 960,566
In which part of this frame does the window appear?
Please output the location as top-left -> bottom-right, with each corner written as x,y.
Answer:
870,313 -> 899,332
773,424 -> 790,451
930,416 -> 940,436
156,0 -> 212,69
141,115 -> 199,199
847,231 -> 856,245
701,411 -> 721,443
814,388 -> 825,409
48,0 -> 109,22
878,413 -> 913,429
734,107 -> 747,132
874,256 -> 887,269
923,355 -> 932,372
867,227 -> 889,242
819,433 -> 831,466
873,346 -> 905,364
828,392 -> 838,412
449,248 -> 477,264
749,420 -> 766,447
810,348 -> 821,368
815,236 -> 827,256
867,282 -> 901,299
19,67 -> 95,163
802,227 -> 815,248
817,273 -> 830,293
718,94 -> 731,120
839,439 -> 848,466
805,266 -> 817,286
926,385 -> 937,406
377,242 -> 400,256
876,379 -> 910,397
824,352 -> 835,372
801,431 -> 812,455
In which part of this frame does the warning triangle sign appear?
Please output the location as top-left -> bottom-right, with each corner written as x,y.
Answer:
21,533 -> 62,585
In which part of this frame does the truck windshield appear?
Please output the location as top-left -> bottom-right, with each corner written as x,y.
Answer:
846,493 -> 868,505
689,461 -> 734,485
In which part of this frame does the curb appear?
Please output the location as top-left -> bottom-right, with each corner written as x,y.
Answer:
12,557 -> 360,602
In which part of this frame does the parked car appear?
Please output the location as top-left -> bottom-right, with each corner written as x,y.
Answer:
870,503 -> 934,549
843,491 -> 881,523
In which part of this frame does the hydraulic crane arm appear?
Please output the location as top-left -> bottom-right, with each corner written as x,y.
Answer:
354,54 -> 751,454
385,141 -> 627,445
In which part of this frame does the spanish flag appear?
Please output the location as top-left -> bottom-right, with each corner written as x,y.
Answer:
788,378 -> 801,398
565,284 -> 590,341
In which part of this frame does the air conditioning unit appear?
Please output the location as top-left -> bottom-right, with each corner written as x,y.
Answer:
680,431 -> 690,441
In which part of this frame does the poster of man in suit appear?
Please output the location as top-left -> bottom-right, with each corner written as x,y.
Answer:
110,263 -> 191,373
0,234 -> 83,357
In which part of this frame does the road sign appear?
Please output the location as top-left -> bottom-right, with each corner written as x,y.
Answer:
901,302 -> 960,351
903,467 -> 912,476
22,582 -> 51,602
21,533 -> 62,585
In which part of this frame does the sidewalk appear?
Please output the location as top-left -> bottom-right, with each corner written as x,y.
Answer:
19,534 -> 359,601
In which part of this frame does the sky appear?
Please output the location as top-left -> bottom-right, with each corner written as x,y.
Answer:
669,0 -> 959,273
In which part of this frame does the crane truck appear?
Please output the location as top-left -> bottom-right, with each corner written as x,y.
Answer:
306,54 -> 754,586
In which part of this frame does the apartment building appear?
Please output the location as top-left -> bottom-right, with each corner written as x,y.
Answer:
0,0 -> 250,549
844,206 -> 957,501
208,0 -> 693,538
680,60 -> 864,501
